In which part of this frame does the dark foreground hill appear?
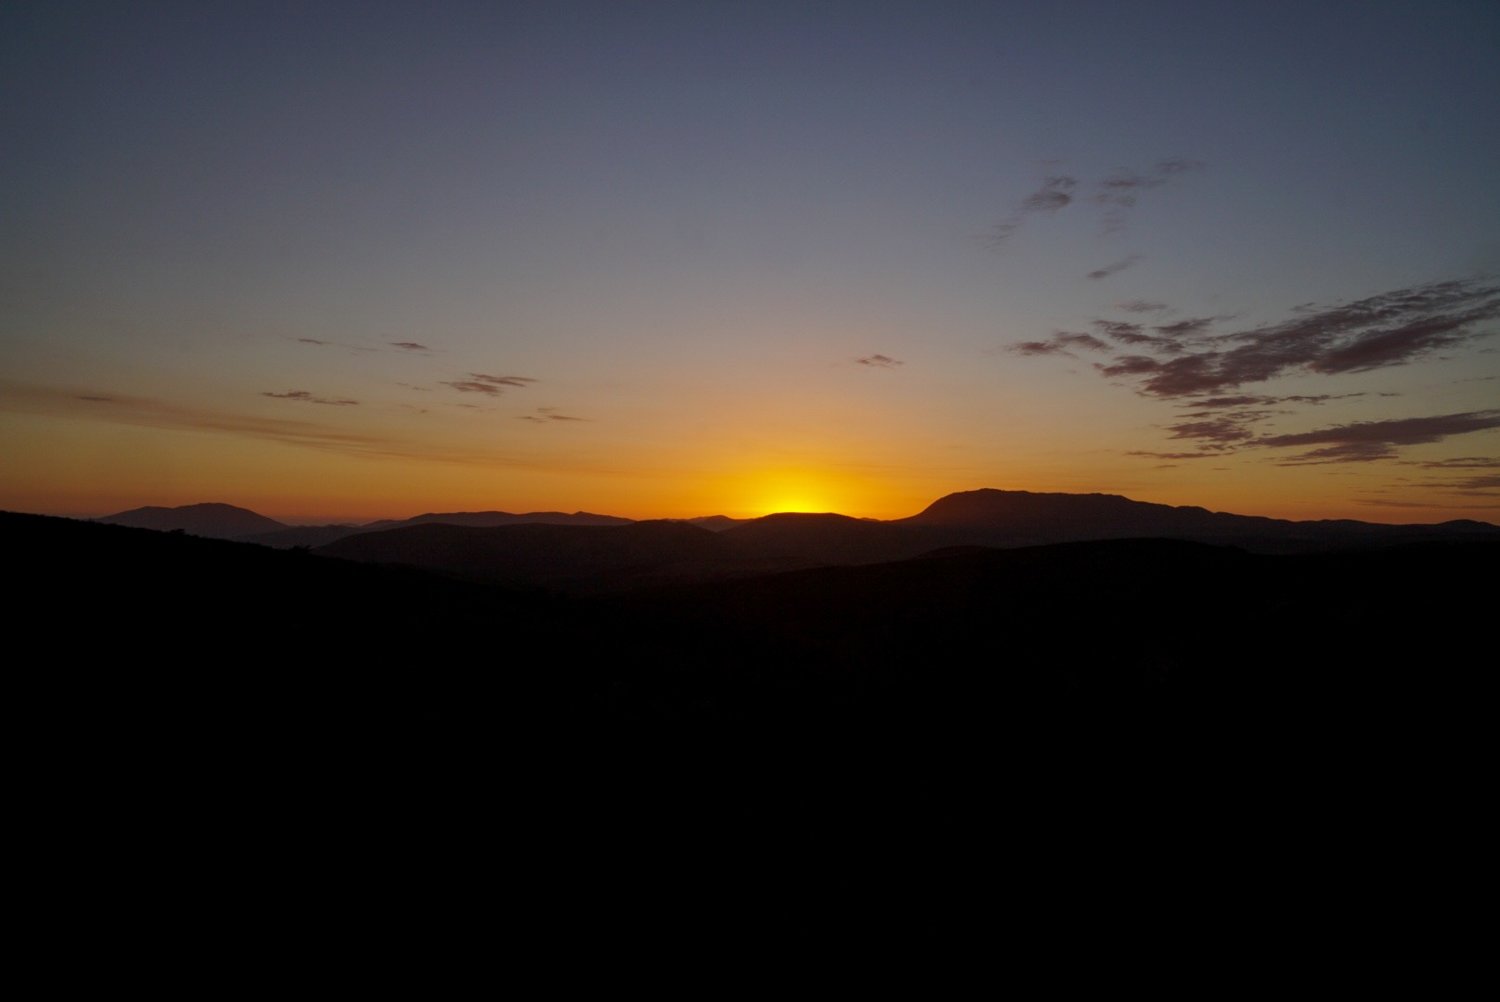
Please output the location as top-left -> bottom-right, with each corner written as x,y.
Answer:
12,509 -> 1491,954
317,518 -> 729,590
23,506 -> 1491,743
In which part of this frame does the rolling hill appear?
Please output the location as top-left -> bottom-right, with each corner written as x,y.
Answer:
98,502 -> 287,539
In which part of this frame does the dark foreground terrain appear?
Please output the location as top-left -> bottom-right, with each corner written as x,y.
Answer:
11,510 -> 1493,961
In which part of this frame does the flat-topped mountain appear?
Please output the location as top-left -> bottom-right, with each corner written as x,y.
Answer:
98,502 -> 287,539
898,488 -> 1500,550
361,510 -> 633,531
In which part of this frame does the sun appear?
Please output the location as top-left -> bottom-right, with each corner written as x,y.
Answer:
751,471 -> 837,515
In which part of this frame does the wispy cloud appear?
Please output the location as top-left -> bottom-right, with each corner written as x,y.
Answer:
1414,456 -> 1500,470
1007,331 -> 1113,358
518,407 -> 585,423
1092,319 -> 1188,353
471,373 -> 537,387
1183,393 -> 1368,409
391,341 -> 432,352
986,175 -> 1077,245
1262,410 -> 1500,464
1125,449 -> 1232,460
293,336 -> 377,353
1117,300 -> 1168,313
1095,159 -> 1203,232
1089,279 -> 1500,399
262,390 -> 359,406
988,160 -> 1201,247
442,373 -> 537,395
1163,413 -> 1267,447
1086,254 -> 1144,281
1,380 -> 628,474
1007,277 -> 1500,464
7,383 -> 395,457
1154,317 -> 1216,338
1445,473 -> 1500,492
856,354 -> 904,368
1022,175 -> 1076,212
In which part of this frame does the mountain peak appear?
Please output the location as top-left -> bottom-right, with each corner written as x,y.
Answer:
903,489 -> 1143,525
98,502 -> 287,539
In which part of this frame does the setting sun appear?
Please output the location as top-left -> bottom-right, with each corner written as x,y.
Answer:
753,479 -> 834,515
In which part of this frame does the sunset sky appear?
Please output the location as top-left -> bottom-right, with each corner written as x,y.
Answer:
4,1 -> 1498,523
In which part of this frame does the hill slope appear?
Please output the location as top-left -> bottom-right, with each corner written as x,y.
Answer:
98,502 -> 286,538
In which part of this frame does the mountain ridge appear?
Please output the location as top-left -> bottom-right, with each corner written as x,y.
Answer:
98,502 -> 287,539
89,490 -> 1498,569
308,489 -> 1500,592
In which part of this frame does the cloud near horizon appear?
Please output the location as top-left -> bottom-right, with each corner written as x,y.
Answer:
262,390 -> 359,406
856,354 -> 904,368
442,373 -> 537,395
0,380 -> 629,474
1262,410 -> 1500,464
518,407 -> 585,423
1010,277 -> 1500,464
1089,279 -> 1500,399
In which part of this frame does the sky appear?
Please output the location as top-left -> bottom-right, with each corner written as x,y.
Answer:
3,0 -> 1499,523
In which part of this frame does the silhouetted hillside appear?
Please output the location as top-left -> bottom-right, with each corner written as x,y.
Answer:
10,508 -> 1491,952
98,502 -> 286,538
681,514 -> 745,531
719,512 -> 932,569
901,488 -> 1500,550
306,490 -> 1500,591
90,490 -> 1499,565
361,509 -> 633,531
238,524 -> 362,548
247,509 -> 637,548
318,518 -> 728,590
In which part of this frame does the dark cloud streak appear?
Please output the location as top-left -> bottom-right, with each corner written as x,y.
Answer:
1086,255 -> 1143,281
1089,279 -> 1500,398
262,390 -> 359,406
443,373 -> 537,395
1262,410 -> 1500,465
1008,332 -> 1112,358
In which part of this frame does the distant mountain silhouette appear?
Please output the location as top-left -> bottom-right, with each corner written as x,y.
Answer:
681,515 -> 745,532
250,509 -> 636,548
96,503 -> 642,549
92,489 -> 1498,574
899,488 -> 1500,551
98,502 -> 286,539
361,509 -> 633,531
308,488 -> 1500,591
